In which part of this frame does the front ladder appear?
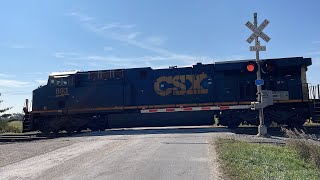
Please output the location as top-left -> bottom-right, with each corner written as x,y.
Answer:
22,99 -> 32,132
22,113 -> 32,132
310,84 -> 320,123
312,99 -> 320,123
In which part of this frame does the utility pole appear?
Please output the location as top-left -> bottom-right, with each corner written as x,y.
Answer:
245,12 -> 271,137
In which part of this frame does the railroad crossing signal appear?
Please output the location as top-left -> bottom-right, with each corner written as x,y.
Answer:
245,13 -> 271,137
246,19 -> 271,43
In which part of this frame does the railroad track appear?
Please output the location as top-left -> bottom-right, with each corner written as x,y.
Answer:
0,132 -> 80,142
0,133 -> 47,142
1,126 -> 319,142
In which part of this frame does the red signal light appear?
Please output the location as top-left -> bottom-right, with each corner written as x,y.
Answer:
246,63 -> 256,72
243,61 -> 257,73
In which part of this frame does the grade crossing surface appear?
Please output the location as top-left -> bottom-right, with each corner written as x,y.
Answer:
0,126 -> 229,180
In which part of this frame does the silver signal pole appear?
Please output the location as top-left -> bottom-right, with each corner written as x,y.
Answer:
246,13 -> 271,137
254,13 -> 267,136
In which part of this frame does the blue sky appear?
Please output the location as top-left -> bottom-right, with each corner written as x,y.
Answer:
0,0 -> 319,113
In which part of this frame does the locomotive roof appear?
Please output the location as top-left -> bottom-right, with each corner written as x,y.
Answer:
48,57 -> 311,75
214,56 -> 306,64
49,70 -> 79,77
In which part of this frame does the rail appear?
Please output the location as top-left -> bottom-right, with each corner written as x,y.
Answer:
0,131 -> 83,142
0,133 -> 47,142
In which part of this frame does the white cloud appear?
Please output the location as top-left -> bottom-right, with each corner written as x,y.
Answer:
0,73 -> 15,78
55,52 -> 180,63
0,79 -> 30,88
54,51 -> 248,71
1,91 -> 30,95
35,79 -> 47,84
0,42 -> 31,49
67,12 -> 94,22
69,12 -> 212,65
63,12 -> 248,70
103,46 -> 113,51
144,36 -> 167,46
99,23 -> 135,30
53,52 -> 80,58
126,32 -> 140,40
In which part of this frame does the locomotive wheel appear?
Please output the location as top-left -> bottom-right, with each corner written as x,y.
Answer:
75,127 -> 85,133
89,117 -> 105,131
90,126 -> 100,132
287,114 -> 306,128
52,129 -> 60,134
38,119 -> 54,134
227,119 -> 241,129
65,127 -> 77,134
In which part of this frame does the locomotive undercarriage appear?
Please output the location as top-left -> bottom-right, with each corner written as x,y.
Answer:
33,114 -> 108,134
217,103 -> 310,128
28,103 -> 310,133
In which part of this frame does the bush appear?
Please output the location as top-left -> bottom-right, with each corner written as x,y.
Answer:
282,127 -> 320,169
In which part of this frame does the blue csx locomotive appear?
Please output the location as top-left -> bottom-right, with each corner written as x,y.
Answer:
22,57 -> 312,133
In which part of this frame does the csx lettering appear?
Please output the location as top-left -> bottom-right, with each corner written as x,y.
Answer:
56,88 -> 69,95
154,74 -> 208,96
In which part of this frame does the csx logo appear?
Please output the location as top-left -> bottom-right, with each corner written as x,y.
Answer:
154,74 -> 209,96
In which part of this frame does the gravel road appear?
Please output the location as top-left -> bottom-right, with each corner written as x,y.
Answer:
0,126 -> 231,180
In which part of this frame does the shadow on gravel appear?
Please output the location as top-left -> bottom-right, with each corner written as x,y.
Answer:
232,127 -> 284,136
161,142 -> 209,145
1,126 -> 232,142
70,126 -> 231,138
232,126 -> 320,137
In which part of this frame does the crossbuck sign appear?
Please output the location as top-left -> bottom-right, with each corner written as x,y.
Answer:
246,19 -> 270,51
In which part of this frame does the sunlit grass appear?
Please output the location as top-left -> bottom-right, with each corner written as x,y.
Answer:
0,120 -> 22,133
216,138 -> 320,180
8,120 -> 22,131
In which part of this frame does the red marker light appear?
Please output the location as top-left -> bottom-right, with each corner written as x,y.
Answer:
246,63 -> 255,72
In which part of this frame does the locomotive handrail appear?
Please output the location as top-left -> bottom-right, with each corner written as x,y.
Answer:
309,84 -> 320,100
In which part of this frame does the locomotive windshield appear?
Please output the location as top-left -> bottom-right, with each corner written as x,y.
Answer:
49,76 -> 73,87
48,71 -> 78,87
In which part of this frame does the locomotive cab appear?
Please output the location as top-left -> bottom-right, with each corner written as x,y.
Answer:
32,71 -> 77,112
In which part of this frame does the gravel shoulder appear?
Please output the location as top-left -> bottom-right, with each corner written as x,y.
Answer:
0,138 -> 76,167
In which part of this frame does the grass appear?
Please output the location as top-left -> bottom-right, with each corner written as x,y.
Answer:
282,127 -> 320,169
8,120 -> 22,130
216,138 -> 320,180
0,120 -> 22,133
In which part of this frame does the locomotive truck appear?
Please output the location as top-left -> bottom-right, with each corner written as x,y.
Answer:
22,57 -> 313,133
